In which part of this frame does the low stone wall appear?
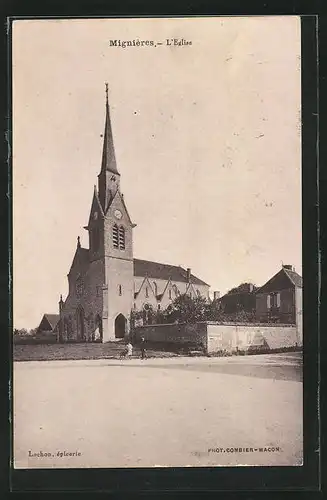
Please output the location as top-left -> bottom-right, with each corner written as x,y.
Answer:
133,322 -> 207,349
13,334 -> 58,345
133,321 -> 300,355
206,322 -> 299,354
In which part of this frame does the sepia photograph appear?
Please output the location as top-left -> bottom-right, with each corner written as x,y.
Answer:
12,16 -> 303,469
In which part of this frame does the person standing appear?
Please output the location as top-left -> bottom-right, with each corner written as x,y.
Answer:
140,336 -> 146,359
126,341 -> 133,359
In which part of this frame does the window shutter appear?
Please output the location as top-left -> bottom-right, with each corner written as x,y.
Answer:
277,292 -> 281,307
267,294 -> 271,309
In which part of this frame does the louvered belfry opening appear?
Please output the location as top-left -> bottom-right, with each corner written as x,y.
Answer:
113,224 -> 119,248
119,226 -> 125,249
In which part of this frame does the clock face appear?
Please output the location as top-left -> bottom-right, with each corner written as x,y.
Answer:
114,209 -> 122,220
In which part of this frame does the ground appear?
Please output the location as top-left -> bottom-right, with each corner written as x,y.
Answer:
13,352 -> 303,468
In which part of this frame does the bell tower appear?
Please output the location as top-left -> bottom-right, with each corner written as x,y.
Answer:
93,84 -> 136,341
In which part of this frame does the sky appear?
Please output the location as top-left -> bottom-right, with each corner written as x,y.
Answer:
12,16 -> 302,329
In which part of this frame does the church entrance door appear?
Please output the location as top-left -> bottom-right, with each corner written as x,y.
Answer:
115,314 -> 126,339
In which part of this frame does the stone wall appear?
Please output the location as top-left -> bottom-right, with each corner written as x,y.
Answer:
133,322 -> 207,348
133,321 -> 300,354
206,322 -> 299,354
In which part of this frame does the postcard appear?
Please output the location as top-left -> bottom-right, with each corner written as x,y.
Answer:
12,16 -> 303,469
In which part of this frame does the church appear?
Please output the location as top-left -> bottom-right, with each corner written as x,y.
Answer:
58,87 -> 210,343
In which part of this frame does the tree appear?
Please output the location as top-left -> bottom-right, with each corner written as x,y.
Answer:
206,298 -> 225,321
13,328 -> 29,336
226,282 -> 257,295
162,294 -> 208,323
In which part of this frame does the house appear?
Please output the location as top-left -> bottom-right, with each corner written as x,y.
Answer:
36,314 -> 60,338
219,283 -> 258,315
57,86 -> 210,343
255,265 -> 302,343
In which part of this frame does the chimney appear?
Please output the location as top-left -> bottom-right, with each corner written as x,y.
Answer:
186,268 -> 191,282
283,264 -> 292,270
213,291 -> 220,300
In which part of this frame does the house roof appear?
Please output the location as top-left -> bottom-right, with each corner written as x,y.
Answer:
133,258 -> 209,286
43,314 -> 60,330
283,267 -> 303,288
256,267 -> 302,294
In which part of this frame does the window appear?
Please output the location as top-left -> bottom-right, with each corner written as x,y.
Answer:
145,287 -> 149,298
157,304 -> 161,310
153,282 -> 158,296
96,286 -> 101,297
119,226 -> 125,250
169,289 -> 172,299
196,289 -> 201,297
113,224 -> 119,248
113,224 -> 125,250
118,284 -> 122,296
270,292 -> 280,309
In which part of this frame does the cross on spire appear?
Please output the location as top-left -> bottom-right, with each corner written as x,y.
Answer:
105,82 -> 109,103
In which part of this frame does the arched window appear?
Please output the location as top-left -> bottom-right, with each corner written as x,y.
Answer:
145,286 -> 149,298
169,289 -> 172,299
119,226 -> 125,250
196,289 -> 201,297
153,282 -> 158,296
172,284 -> 179,296
118,284 -> 122,296
113,224 -> 119,248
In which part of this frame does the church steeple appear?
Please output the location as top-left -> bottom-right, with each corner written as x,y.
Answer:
98,83 -> 120,212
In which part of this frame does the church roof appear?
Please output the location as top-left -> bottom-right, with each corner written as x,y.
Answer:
100,84 -> 119,175
133,258 -> 209,286
79,247 -> 90,264
68,246 -> 89,276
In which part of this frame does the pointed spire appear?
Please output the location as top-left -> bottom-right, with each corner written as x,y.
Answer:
77,236 -> 81,248
100,83 -> 119,175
